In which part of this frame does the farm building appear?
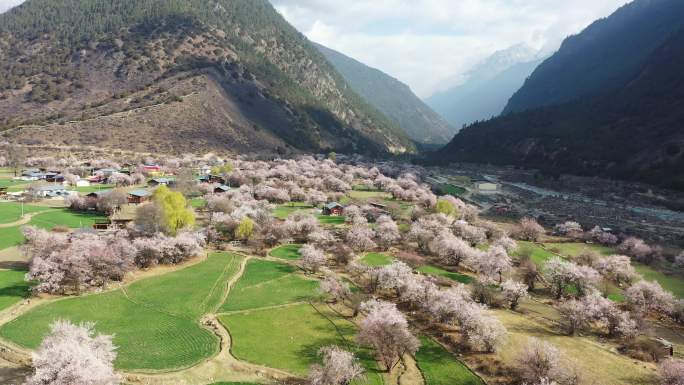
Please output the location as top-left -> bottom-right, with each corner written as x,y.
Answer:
148,177 -> 176,187
31,185 -> 72,198
128,189 -> 152,204
214,185 -> 231,194
45,173 -> 64,183
97,168 -> 119,177
86,190 -> 112,199
322,202 -> 344,216
208,175 -> 227,184
473,180 -> 500,193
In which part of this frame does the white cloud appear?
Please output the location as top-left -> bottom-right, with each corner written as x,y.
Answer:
272,0 -> 631,97
0,0 -> 24,14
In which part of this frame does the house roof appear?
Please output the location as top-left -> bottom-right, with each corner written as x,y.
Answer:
325,202 -> 343,209
150,177 -> 175,184
214,185 -> 230,192
86,189 -> 112,197
128,189 -> 152,197
33,184 -> 68,192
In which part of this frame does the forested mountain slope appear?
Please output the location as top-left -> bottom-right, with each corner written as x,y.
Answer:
316,43 -> 455,144
437,25 -> 684,190
503,0 -> 684,114
0,0 -> 413,155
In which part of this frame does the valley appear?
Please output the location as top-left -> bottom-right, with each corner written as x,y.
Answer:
1,0 -> 684,385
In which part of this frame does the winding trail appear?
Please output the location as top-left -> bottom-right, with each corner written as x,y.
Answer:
0,212 -> 41,229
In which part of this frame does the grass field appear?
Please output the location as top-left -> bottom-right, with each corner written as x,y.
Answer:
316,214 -> 346,225
348,190 -> 391,201
273,203 -> 314,220
0,227 -> 24,251
270,244 -> 302,260
545,242 -> 684,299
514,241 -> 556,266
189,197 -> 207,209
0,209 -> 107,251
0,252 -> 243,370
635,264 -> 684,299
360,253 -> 393,267
417,265 -> 474,284
0,269 -> 32,311
219,303 -> 383,384
494,309 -> 656,385
220,259 -> 318,312
209,383 -> 259,385
0,180 -> 29,189
28,209 -> 106,230
416,337 -> 484,385
0,202 -> 52,224
544,242 -> 615,257
437,184 -> 466,197
74,184 -> 115,193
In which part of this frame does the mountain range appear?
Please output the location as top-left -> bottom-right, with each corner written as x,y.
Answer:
437,0 -> 684,190
0,0 -> 415,155
426,44 -> 543,129
316,43 -> 455,145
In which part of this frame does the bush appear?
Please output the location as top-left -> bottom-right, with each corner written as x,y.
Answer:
621,337 -> 670,363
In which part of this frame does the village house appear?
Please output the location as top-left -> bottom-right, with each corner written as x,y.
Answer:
127,189 -> 152,204
473,179 -> 500,193
97,168 -> 119,177
32,185 -> 72,198
45,173 -> 64,183
85,190 -> 112,205
322,202 -> 344,216
208,175 -> 226,185
148,177 -> 176,187
214,185 -> 231,194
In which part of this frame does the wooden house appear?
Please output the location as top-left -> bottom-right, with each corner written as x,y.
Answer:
322,202 -> 344,216
214,185 -> 231,194
127,189 -> 152,204
148,177 -> 176,187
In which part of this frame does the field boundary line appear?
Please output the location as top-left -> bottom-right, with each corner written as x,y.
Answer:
309,302 -> 353,349
216,301 -> 307,316
211,254 -> 250,314
201,254 -> 243,313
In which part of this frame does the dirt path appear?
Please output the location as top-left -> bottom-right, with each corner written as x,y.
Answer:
383,354 -> 424,385
0,212 -> 41,229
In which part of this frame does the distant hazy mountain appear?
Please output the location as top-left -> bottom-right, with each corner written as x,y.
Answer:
504,0 -> 684,114
437,0 -> 684,190
426,44 -> 541,128
316,43 -> 456,144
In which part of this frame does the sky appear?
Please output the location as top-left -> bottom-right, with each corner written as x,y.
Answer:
271,0 -> 632,97
0,0 -> 22,13
0,0 -> 631,98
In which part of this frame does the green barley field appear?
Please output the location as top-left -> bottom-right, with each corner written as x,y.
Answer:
218,303 -> 383,384
0,269 -> 32,311
417,265 -> 474,284
416,337 -> 484,385
0,252 -> 242,370
219,259 -> 318,312
270,244 -> 302,260
360,252 -> 394,267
